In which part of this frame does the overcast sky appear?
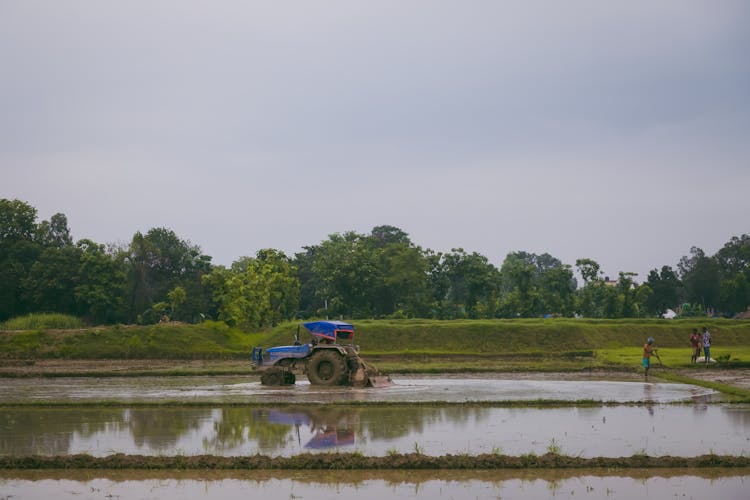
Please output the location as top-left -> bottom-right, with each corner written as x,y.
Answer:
2,1 -> 749,280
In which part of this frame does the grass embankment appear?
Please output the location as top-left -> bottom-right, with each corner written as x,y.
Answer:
2,452 -> 749,470
0,320 -> 263,360
2,317 -> 750,375
267,318 -> 750,372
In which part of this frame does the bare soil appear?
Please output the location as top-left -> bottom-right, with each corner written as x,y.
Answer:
2,452 -> 749,470
678,368 -> 750,391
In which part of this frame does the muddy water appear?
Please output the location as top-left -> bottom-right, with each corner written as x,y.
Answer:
1,470 -> 749,499
0,375 -> 718,403
2,404 -> 748,457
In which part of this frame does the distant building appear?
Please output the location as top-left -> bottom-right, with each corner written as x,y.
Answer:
603,277 -> 618,287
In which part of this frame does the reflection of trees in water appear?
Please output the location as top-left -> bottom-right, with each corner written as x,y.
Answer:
0,405 -> 498,457
126,408 -> 212,451
357,406 -> 491,441
0,408 -> 123,455
203,408 -> 295,454
202,406 -> 490,455
206,407 -> 362,455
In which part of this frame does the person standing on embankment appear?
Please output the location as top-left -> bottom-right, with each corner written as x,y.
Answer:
643,337 -> 655,379
702,326 -> 712,364
690,328 -> 701,363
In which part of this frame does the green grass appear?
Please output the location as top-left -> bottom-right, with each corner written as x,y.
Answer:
1,313 -> 83,330
331,318 -> 750,354
596,346 -> 750,368
0,320 -> 264,359
370,353 -> 599,374
2,317 -> 750,361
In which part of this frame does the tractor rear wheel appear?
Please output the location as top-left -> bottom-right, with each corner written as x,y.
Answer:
307,350 -> 349,386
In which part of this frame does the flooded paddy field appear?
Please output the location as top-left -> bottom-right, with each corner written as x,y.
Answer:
2,469 -> 749,499
0,374 -> 719,404
2,403 -> 749,458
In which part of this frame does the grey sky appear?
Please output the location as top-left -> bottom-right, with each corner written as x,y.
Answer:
2,1 -> 749,280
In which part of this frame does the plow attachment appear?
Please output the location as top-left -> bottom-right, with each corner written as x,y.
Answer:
350,357 -> 393,388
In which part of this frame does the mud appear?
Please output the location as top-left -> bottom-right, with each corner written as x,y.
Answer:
681,368 -> 750,391
2,467 -> 746,482
0,374 -> 719,404
2,452 -> 750,470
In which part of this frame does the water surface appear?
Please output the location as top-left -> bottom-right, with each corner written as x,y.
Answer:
2,403 -> 748,457
0,375 -> 718,403
1,470 -> 748,500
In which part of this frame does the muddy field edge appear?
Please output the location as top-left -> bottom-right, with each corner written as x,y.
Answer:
2,452 -> 749,470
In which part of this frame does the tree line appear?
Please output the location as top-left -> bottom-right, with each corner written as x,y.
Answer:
1,199 -> 748,328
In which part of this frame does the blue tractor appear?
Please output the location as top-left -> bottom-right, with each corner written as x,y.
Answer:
251,320 -> 391,387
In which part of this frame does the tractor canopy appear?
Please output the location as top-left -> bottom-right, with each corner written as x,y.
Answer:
303,320 -> 355,342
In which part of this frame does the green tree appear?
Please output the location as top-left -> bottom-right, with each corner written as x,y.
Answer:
643,266 -> 682,316
255,249 -> 300,326
0,199 -> 43,320
21,245 -> 81,314
167,286 -> 186,321
366,227 -> 430,317
575,258 -> 602,285
715,234 -> 750,278
539,264 -> 576,316
296,226 -> 432,319
369,225 -> 411,247
678,247 -> 720,311
304,231 -> 378,318
74,239 -> 127,323
35,213 -> 72,248
719,272 -> 750,315
499,254 -> 541,317
295,245 -> 324,318
499,252 -> 575,317
0,199 -> 36,242
124,228 -> 212,323
614,272 -> 641,318
433,249 -> 501,319
377,242 -> 430,317
715,234 -> 750,314
203,250 -> 299,329
16,211 -> 81,316
574,258 -> 607,317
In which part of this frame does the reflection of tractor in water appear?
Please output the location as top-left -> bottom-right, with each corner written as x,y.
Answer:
251,320 -> 391,387
264,407 -> 358,450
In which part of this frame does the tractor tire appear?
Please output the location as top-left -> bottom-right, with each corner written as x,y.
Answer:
307,350 -> 349,386
260,368 -> 285,386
